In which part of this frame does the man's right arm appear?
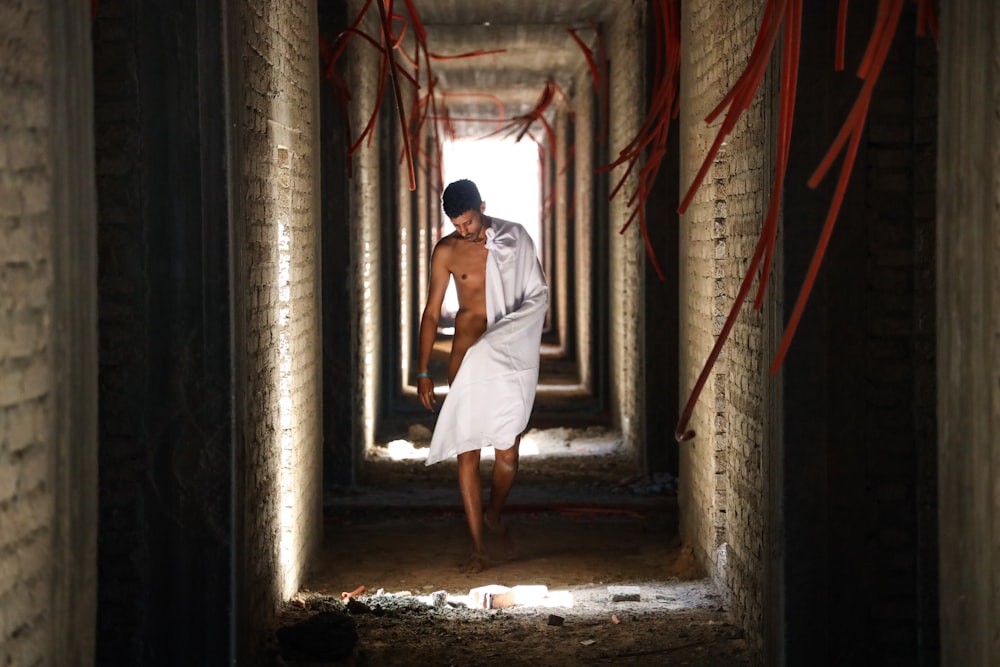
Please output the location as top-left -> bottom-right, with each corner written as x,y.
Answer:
416,242 -> 450,411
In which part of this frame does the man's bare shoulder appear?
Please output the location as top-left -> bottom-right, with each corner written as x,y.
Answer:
434,232 -> 462,249
432,232 -> 459,254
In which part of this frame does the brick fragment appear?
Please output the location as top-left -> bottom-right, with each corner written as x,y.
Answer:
469,584 -> 514,609
469,584 -> 550,609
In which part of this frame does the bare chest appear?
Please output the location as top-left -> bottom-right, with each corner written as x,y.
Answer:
448,243 -> 488,289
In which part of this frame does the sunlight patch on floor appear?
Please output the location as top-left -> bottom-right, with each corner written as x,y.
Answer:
377,426 -> 623,461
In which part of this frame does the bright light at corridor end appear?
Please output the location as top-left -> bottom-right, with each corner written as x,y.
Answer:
441,138 -> 541,245
440,138 -> 542,317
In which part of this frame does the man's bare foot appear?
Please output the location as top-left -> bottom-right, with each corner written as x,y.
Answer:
463,550 -> 489,573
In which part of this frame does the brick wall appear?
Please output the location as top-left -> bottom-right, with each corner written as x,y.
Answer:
235,0 -> 322,641
0,2 -> 55,665
714,2 -> 772,646
679,0 -> 773,654
679,0 -> 727,581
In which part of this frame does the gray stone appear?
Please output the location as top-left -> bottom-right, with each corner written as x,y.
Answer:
608,585 -> 641,602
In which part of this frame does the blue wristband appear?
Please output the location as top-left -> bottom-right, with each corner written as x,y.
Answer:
416,371 -> 430,379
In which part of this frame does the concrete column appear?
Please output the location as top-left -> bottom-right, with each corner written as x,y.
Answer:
346,0 -> 382,455
573,67 -> 595,392
607,1 -> 646,459
49,2 -> 99,665
319,1 -> 356,486
554,109 -> 571,354
937,2 -> 1000,665
397,117 -> 415,386
640,8 -> 680,476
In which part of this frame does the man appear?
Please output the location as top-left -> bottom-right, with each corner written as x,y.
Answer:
416,178 -> 548,572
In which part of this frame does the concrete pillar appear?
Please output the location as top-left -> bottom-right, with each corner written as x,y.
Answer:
554,109 -> 571,355
93,2 -> 237,662
776,4 -> 938,664
49,2 -> 99,665
93,0 -> 323,661
641,9 -> 680,476
346,0 -> 383,456
397,117 -> 415,387
319,2 -> 357,486
937,2 -> 1000,665
573,67 -> 596,393
607,1 -> 646,459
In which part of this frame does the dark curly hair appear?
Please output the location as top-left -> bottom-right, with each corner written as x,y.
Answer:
441,179 -> 482,219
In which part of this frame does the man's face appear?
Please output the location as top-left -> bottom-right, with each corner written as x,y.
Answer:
449,202 -> 488,243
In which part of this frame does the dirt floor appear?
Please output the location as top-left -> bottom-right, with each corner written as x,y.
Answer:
269,428 -> 751,666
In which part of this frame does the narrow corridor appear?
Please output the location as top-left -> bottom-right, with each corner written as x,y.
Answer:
9,1 -> 1000,666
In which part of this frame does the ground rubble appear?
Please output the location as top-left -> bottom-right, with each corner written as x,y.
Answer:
272,427 -> 750,665
271,580 -> 750,666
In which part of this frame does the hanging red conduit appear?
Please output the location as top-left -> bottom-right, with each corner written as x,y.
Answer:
318,1 -> 938,444
671,0 -> 936,442
319,0 -> 506,191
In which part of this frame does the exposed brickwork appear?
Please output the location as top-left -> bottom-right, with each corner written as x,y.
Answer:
236,0 -> 322,647
715,3 -> 772,651
0,2 -> 54,665
675,3 -> 940,663
679,0 -> 728,586
679,0 -> 772,657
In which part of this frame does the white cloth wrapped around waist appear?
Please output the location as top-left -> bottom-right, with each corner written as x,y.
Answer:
425,218 -> 548,465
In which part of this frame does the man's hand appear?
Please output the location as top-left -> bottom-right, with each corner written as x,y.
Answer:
418,376 -> 437,411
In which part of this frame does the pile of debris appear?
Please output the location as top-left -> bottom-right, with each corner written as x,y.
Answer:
273,582 -> 656,664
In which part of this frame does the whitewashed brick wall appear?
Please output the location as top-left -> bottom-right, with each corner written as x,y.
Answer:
0,2 -> 54,665
237,0 -> 322,642
679,0 -> 772,655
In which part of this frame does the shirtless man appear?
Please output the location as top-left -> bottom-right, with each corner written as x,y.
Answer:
416,179 -> 524,571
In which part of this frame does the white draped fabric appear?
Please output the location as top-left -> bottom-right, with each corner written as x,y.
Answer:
425,218 -> 549,465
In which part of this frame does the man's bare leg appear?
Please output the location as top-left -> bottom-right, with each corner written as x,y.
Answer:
484,436 -> 520,557
457,448 -> 488,571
